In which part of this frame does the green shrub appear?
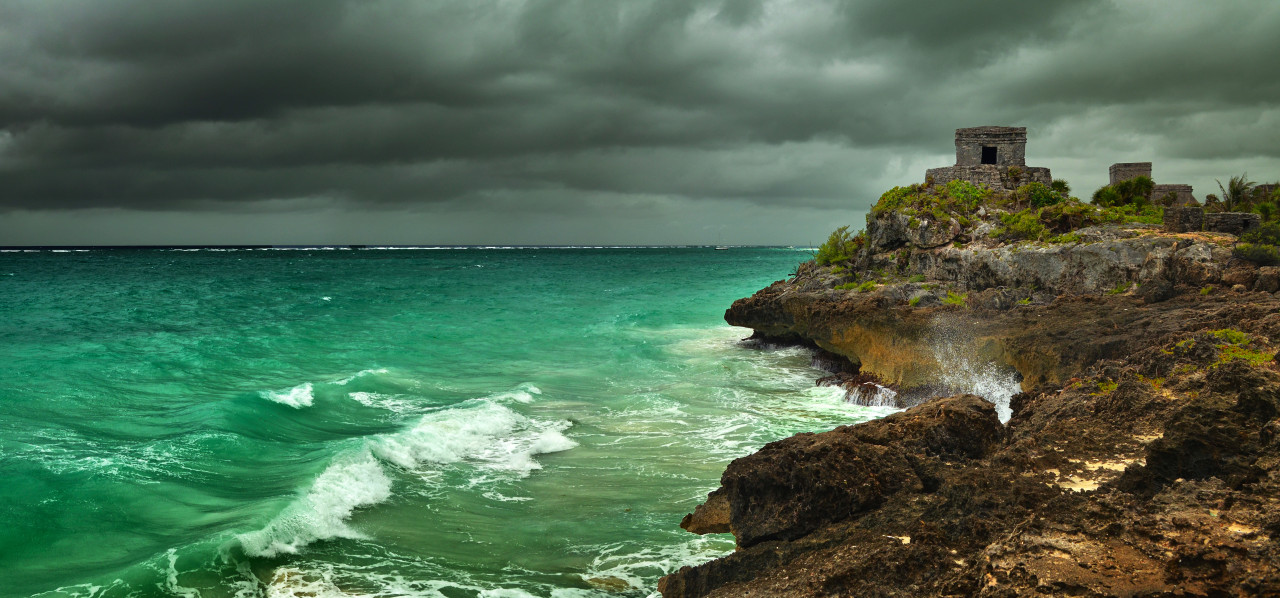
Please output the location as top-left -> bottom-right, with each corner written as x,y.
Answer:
1218,345 -> 1275,368
1016,297 -> 1031,305
869,180 -> 991,224
1107,281 -> 1131,295
1242,222 -> 1280,246
1091,176 -> 1154,208
1234,242 -> 1280,266
1209,329 -> 1250,346
857,281 -> 877,292
815,225 -> 864,266
1019,182 -> 1061,208
1098,203 -> 1164,225
1092,185 -> 1122,208
994,210 -> 1048,242
908,274 -> 926,283
1048,232 -> 1082,244
1050,179 -> 1071,197
834,282 -> 860,290
1201,285 -> 1214,295
942,291 -> 968,306
908,296 -> 921,307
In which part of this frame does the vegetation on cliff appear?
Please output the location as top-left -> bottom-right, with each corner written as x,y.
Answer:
1235,221 -> 1280,265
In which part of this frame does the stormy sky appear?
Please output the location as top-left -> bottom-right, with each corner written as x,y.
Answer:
1,0 -> 1278,246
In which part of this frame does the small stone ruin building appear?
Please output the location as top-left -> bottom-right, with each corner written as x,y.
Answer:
1108,162 -> 1196,207
926,126 -> 1051,191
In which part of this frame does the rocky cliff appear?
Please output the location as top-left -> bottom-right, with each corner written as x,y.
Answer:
660,195 -> 1280,596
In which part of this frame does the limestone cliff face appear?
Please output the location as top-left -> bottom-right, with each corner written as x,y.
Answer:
661,214 -> 1280,597
726,215 -> 1269,395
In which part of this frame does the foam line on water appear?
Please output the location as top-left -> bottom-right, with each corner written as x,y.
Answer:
261,382 -> 316,409
334,368 -> 389,386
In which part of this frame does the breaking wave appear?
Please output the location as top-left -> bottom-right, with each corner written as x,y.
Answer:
261,383 -> 316,409
236,394 -> 576,558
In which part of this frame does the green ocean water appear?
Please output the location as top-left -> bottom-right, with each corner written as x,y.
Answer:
0,248 -> 898,598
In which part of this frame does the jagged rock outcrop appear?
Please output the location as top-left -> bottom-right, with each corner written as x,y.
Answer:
662,212 -> 1280,597
663,295 -> 1280,597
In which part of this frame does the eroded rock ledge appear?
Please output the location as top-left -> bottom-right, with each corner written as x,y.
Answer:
661,210 -> 1280,596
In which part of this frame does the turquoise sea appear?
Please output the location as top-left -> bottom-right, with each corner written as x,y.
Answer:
0,248 -> 896,598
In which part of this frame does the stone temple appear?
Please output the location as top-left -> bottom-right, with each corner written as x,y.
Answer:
925,126 -> 1052,191
1108,162 -> 1197,207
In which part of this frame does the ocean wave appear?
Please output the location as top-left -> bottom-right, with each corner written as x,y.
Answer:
237,397 -> 576,558
236,449 -> 392,558
334,368 -> 389,386
488,382 -> 542,404
261,383 -> 316,409
370,400 -> 575,474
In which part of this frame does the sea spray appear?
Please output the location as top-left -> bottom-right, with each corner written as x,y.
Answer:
929,318 -> 1021,421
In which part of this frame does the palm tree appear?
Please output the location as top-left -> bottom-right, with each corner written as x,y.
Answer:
1216,173 -> 1256,212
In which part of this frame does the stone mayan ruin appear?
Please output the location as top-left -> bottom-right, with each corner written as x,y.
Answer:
923,126 -> 1269,237
926,126 -> 1052,191
1107,161 -> 1197,207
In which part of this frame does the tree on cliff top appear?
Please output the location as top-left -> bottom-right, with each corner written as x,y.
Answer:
814,225 -> 863,266
1216,173 -> 1256,212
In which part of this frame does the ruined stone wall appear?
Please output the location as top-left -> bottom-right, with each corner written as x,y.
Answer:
1205,212 -> 1261,236
1257,183 -> 1278,201
927,165 -> 1051,191
1164,206 -> 1259,235
1163,207 -> 1204,233
1109,162 -> 1152,185
1152,184 -> 1196,207
954,126 -> 1027,167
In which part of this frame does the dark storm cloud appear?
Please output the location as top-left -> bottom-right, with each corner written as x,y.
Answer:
0,0 -> 1277,217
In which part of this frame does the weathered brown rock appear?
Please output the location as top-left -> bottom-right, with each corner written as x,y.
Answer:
679,489 -> 730,535
662,224 -> 1280,597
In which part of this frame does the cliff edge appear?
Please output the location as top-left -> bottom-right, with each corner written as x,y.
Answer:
661,182 -> 1280,596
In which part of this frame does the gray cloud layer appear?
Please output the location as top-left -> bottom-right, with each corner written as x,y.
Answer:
0,0 -> 1277,243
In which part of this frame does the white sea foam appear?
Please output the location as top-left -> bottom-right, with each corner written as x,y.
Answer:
236,449 -> 392,558
164,548 -> 201,598
264,567 -> 376,598
238,396 -> 575,558
489,383 -> 542,404
846,383 -> 899,407
580,535 -> 736,596
262,383 -> 316,408
334,368 -> 389,386
370,400 -> 575,474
